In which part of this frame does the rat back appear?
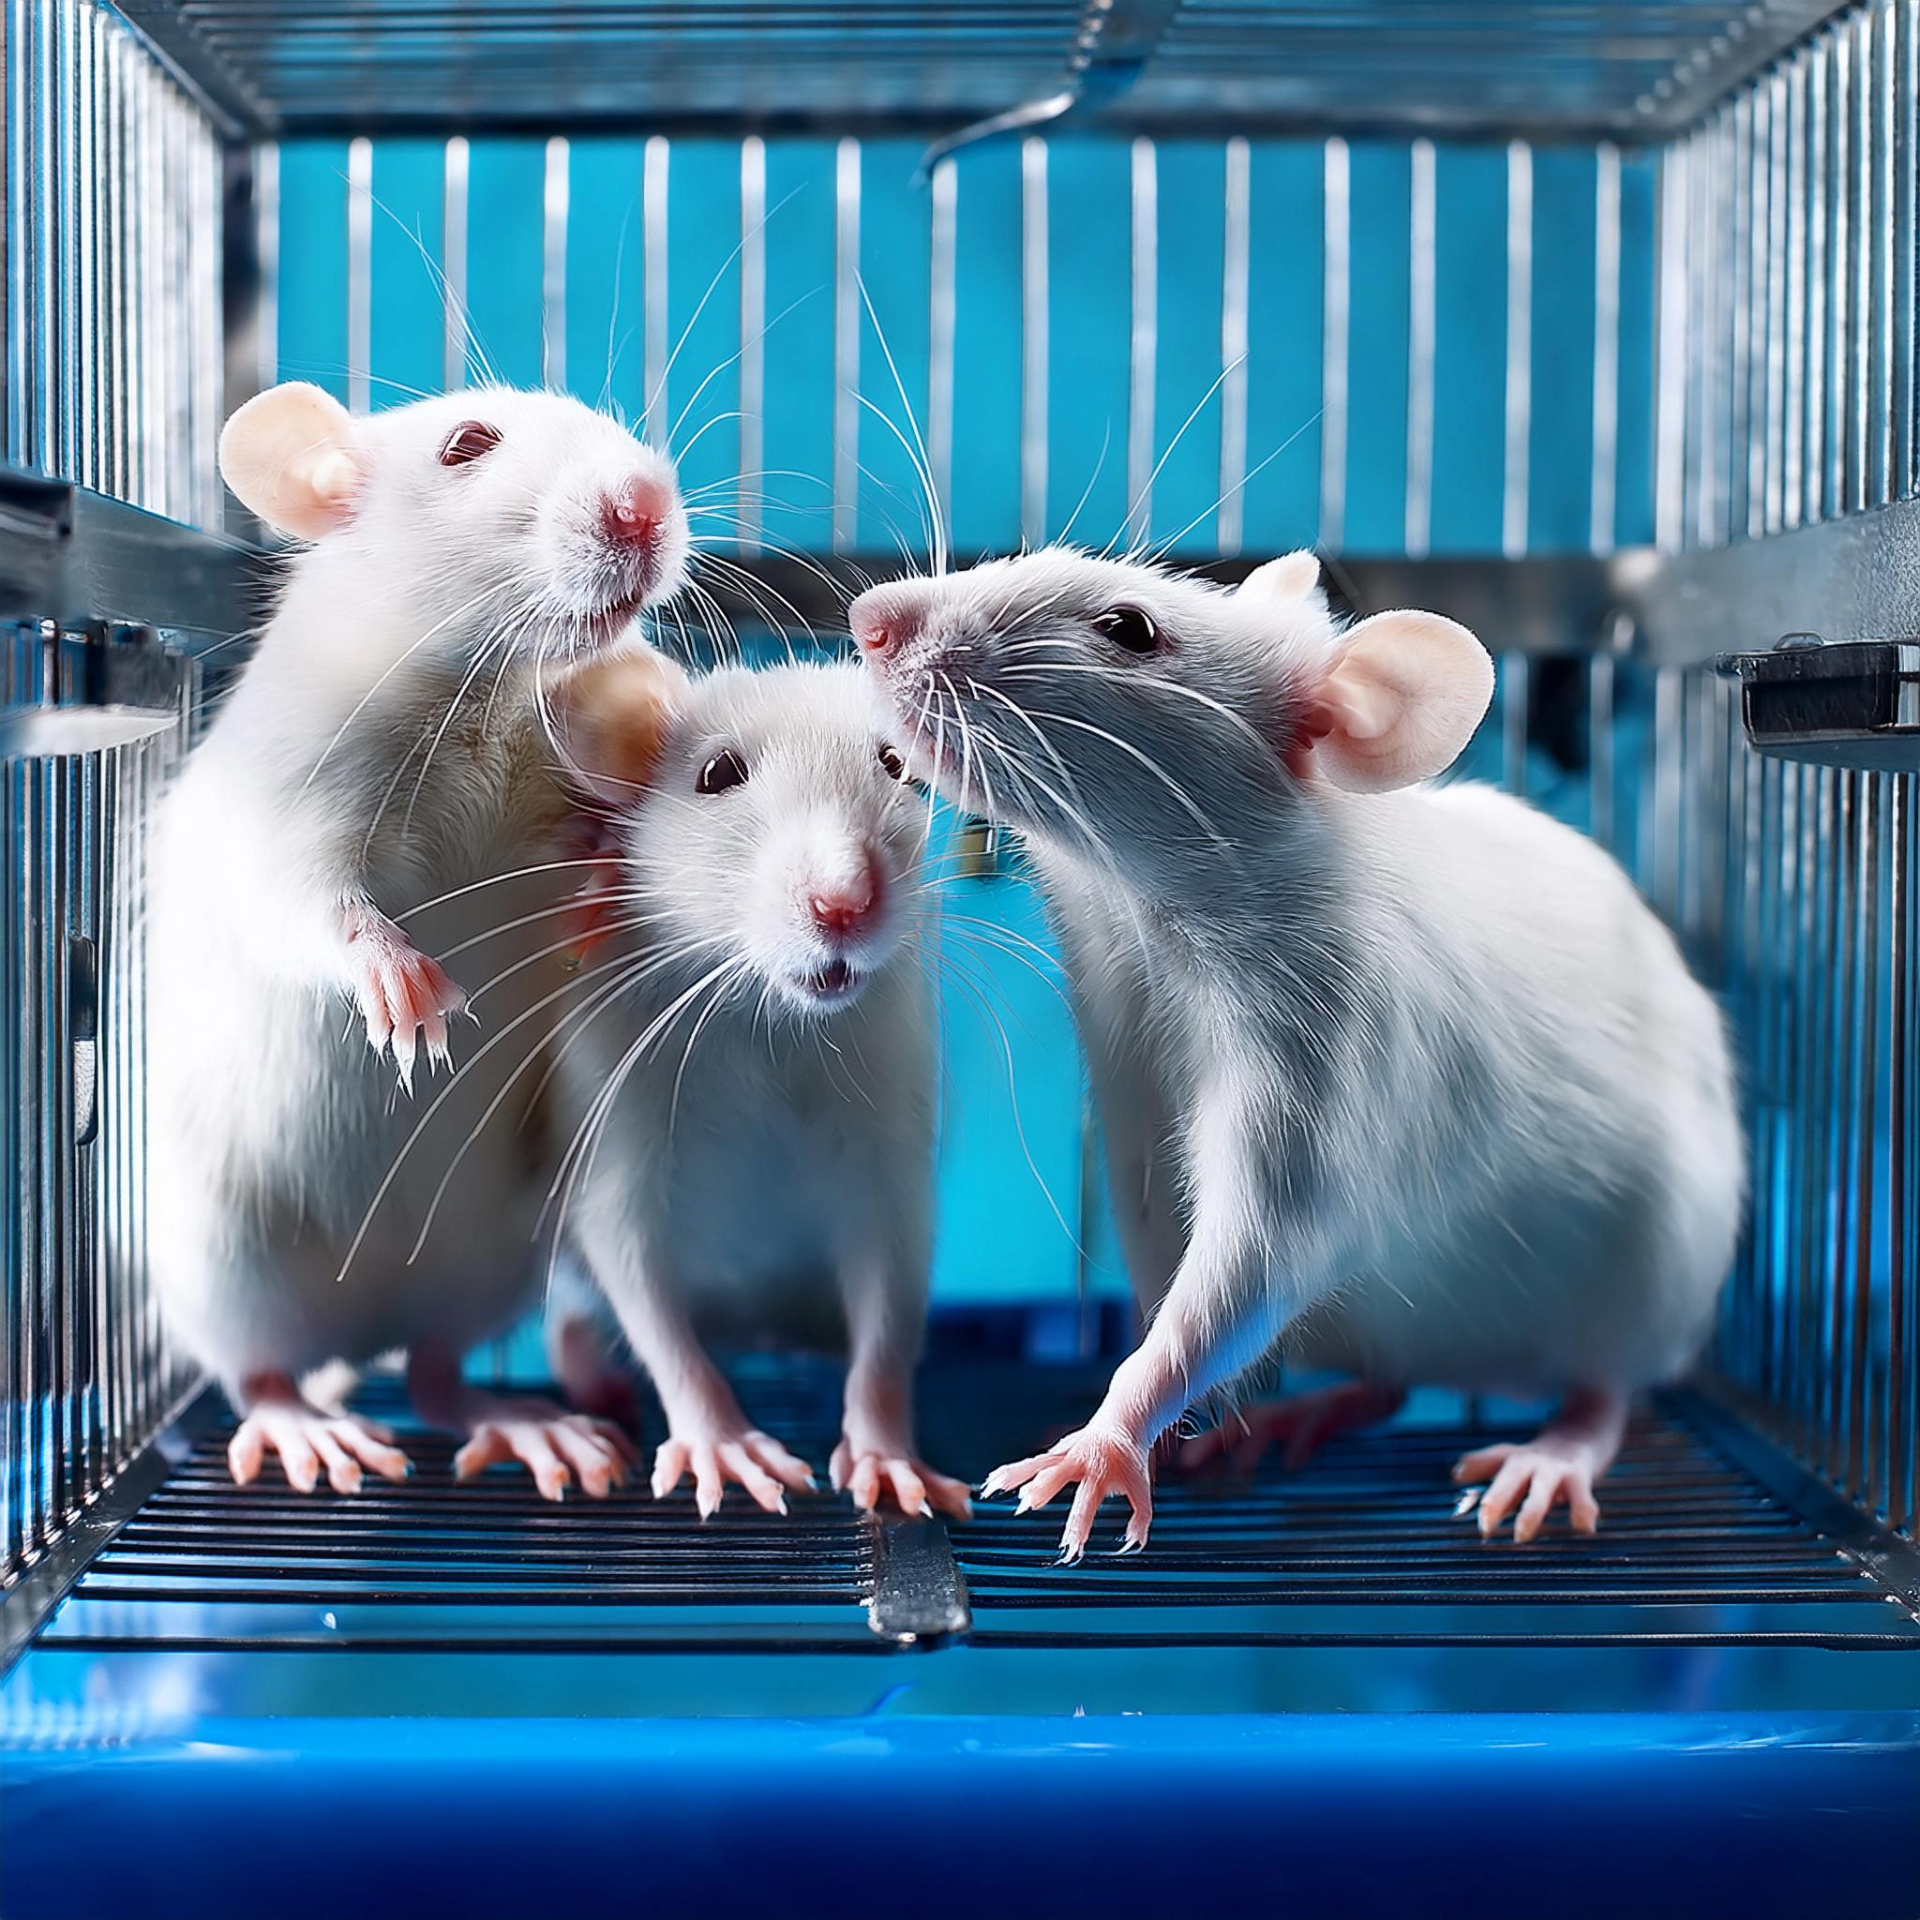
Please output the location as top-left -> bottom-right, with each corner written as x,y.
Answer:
1046,777 -> 1742,1399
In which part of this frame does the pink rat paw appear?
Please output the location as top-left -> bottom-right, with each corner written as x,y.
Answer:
1453,1439 -> 1604,1544
228,1398 -> 412,1496
982,1423 -> 1153,1562
342,901 -> 467,1090
451,1396 -> 640,1502
830,1438 -> 973,1522
652,1424 -> 818,1519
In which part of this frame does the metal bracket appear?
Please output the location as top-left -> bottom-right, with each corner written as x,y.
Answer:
1715,636 -> 1920,770
866,1513 -> 971,1646
0,467 -> 271,645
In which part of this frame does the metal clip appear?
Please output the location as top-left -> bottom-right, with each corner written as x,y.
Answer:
1714,635 -> 1920,770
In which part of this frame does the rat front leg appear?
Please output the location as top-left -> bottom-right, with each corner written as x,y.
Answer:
985,1094 -> 1334,1559
407,1342 -> 638,1502
833,1257 -> 972,1523
339,893 -> 467,1091
226,1370 -> 414,1494
583,1224 -> 816,1516
1453,1386 -> 1629,1544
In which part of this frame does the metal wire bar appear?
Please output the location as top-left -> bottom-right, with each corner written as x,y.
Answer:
2,0 -> 221,524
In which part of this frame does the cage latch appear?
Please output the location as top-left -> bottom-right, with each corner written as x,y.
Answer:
1715,635 -> 1920,769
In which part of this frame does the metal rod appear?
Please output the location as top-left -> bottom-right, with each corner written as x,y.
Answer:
1320,136 -> 1349,553
346,135 -> 371,416
831,136 -> 859,555
1406,136 -> 1436,561
1217,135 -> 1250,560
1020,135 -> 1048,551
1126,135 -> 1157,548
927,156 -> 956,538
1502,140 -> 1531,560
442,136 -> 469,393
737,135 -> 765,557
642,135 -> 669,450
542,134 -> 568,395
1590,143 -> 1620,555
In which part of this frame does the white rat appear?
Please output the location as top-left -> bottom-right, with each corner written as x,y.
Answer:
851,549 -> 1743,1557
146,381 -> 687,1498
546,652 -> 971,1521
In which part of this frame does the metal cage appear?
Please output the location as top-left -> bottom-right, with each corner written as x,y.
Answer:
2,5 -> 1917,1872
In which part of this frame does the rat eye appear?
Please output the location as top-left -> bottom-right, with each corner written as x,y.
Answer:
877,743 -> 907,781
696,748 -> 749,796
438,420 -> 502,467
1092,605 -> 1160,654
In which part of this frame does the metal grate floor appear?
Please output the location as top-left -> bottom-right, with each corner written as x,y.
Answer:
27,1359 -> 1920,1659
955,1405 -> 1920,1650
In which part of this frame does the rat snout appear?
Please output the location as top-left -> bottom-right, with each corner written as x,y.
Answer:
850,584 -> 931,664
807,857 -> 883,941
599,472 -> 676,562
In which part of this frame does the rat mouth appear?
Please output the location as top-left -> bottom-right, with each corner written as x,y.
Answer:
787,956 -> 866,1009
577,579 -> 656,647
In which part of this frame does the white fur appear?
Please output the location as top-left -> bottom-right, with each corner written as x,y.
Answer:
146,387 -> 688,1396
560,662 -> 941,1467
854,548 -> 1745,1446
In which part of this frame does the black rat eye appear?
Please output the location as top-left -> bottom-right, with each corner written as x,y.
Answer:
696,748 -> 749,795
1092,605 -> 1160,654
438,420 -> 502,466
877,743 -> 907,781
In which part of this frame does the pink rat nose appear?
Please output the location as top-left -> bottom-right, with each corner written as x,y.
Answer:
809,862 -> 881,939
600,473 -> 674,554
851,588 -> 925,661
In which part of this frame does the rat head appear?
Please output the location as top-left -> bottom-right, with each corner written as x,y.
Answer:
220,381 -> 691,660
851,548 -> 1491,885
558,654 -> 928,1017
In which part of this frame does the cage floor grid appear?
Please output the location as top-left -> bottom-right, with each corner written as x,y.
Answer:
27,1358 -> 1920,1658
956,1412 -> 1920,1649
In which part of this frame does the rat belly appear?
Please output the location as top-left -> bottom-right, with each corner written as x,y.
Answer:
1284,1175 -> 1726,1395
146,877 -> 569,1382
649,1117 -> 851,1351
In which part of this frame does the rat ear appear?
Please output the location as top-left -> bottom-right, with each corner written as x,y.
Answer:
1294,610 -> 1493,793
218,382 -> 364,540
551,646 -> 690,804
1237,550 -> 1328,617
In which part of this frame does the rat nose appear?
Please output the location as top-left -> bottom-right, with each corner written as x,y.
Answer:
808,860 -> 881,939
600,473 -> 675,555
850,588 -> 925,661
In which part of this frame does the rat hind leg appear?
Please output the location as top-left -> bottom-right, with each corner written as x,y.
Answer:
1453,1386 -> 1629,1544
227,1373 -> 414,1494
409,1342 -> 640,1502
1179,1378 -> 1408,1474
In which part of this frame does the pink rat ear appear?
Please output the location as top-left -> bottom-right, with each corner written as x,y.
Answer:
551,645 -> 691,805
218,382 -> 364,540
1293,609 -> 1493,793
1236,550 -> 1328,614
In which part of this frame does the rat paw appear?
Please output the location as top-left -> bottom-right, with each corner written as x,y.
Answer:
830,1439 -> 973,1522
342,903 -> 467,1089
1180,1380 -> 1407,1475
982,1424 -> 1153,1561
228,1402 -> 412,1495
1454,1440 -> 1603,1544
652,1427 -> 817,1518
452,1399 -> 640,1501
